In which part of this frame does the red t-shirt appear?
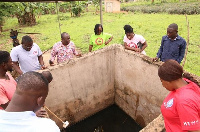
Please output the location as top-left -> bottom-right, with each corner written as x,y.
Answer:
161,78 -> 200,132
0,72 -> 17,109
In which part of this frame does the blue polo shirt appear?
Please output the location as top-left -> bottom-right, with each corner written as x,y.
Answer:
156,35 -> 186,63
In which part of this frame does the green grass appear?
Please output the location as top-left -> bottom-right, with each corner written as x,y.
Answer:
0,11 -> 199,76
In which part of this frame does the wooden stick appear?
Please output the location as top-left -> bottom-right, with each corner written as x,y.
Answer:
44,106 -> 64,123
182,14 -> 190,67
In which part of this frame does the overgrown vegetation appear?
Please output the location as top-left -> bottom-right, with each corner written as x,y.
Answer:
0,2 -> 199,76
121,2 -> 200,14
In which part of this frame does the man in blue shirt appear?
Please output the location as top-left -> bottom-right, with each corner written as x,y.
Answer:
153,23 -> 186,63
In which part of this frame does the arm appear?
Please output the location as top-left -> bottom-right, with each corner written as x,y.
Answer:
105,36 -> 113,45
13,61 -> 23,75
189,131 -> 200,132
124,42 -> 140,52
177,40 -> 186,63
49,45 -> 57,66
153,37 -> 164,62
0,102 -> 9,109
89,45 -> 93,52
141,41 -> 147,52
38,55 -> 46,69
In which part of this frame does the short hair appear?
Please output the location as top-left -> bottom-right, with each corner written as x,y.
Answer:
158,59 -> 183,82
0,51 -> 10,65
42,71 -> 53,83
21,35 -> 33,44
16,72 -> 49,95
61,32 -> 69,39
124,25 -> 133,34
168,23 -> 178,31
94,24 -> 103,35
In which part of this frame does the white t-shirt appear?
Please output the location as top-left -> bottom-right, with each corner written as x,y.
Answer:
10,43 -> 42,73
0,110 -> 60,132
123,34 -> 146,55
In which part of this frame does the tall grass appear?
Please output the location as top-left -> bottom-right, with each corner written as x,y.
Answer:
0,11 -> 199,76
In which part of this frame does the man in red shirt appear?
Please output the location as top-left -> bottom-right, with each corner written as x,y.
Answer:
0,51 -> 17,109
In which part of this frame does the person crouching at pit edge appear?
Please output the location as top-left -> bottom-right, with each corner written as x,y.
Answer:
158,59 -> 200,132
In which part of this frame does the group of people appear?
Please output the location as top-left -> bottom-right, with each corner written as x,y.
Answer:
0,51 -> 60,131
90,23 -> 186,64
0,23 -> 199,132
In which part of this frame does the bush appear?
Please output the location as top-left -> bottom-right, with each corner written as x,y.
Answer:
121,2 -> 200,15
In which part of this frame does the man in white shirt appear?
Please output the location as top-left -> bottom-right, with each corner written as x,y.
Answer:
10,35 -> 46,75
0,71 -> 60,132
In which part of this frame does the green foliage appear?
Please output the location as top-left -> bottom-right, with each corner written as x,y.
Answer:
0,11 -> 199,76
121,2 -> 200,14
71,2 -> 83,17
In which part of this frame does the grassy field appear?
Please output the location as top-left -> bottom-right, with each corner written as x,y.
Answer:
0,11 -> 199,76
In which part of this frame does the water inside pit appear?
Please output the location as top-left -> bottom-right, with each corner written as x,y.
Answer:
64,104 -> 142,132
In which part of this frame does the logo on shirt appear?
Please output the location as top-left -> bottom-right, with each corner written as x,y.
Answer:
33,51 -> 38,55
183,120 -> 199,126
164,98 -> 174,108
95,38 -> 103,45
128,42 -> 138,48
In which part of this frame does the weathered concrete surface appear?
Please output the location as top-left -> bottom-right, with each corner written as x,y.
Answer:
114,45 -> 169,127
41,44 -> 200,131
44,47 -> 115,128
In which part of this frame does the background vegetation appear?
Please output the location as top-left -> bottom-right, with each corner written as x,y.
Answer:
0,1 -> 199,76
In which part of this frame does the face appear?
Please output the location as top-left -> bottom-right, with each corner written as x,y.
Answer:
160,78 -> 174,91
97,26 -> 102,35
5,57 -> 13,72
22,42 -> 33,51
167,28 -> 177,39
62,34 -> 70,45
126,33 -> 134,40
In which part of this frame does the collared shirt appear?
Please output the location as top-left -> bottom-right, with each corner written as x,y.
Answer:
156,35 -> 186,63
50,41 -> 78,64
0,110 -> 60,132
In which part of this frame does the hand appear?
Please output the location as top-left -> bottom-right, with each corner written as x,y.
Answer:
35,108 -> 48,118
105,41 -> 109,45
134,48 -> 141,52
41,65 -> 47,69
152,57 -> 159,62
76,54 -> 82,57
49,60 -> 55,66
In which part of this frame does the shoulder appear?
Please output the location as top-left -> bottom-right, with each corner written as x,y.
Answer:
11,45 -> 22,54
162,35 -> 168,40
36,118 -> 60,131
177,35 -> 186,42
104,33 -> 112,36
135,34 -> 144,39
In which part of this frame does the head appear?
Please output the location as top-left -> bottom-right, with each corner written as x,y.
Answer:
158,59 -> 183,91
124,25 -> 134,40
21,36 -> 33,51
0,51 -> 13,72
15,71 -> 49,112
61,32 -> 70,45
167,23 -> 178,40
94,24 -> 103,35
41,71 -> 53,83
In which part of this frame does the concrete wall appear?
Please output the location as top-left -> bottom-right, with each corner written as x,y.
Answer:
114,45 -> 169,127
44,47 -> 115,128
42,44 -> 200,130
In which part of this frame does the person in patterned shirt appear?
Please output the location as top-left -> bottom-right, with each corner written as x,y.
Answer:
49,32 -> 81,66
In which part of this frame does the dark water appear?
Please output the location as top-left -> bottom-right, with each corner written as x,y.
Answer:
64,104 -> 142,132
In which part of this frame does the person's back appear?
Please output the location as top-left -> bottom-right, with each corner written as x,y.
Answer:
0,72 -> 59,132
0,111 -> 59,132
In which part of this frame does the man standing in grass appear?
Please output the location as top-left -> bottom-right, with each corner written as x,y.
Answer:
153,23 -> 186,63
10,35 -> 46,75
49,32 -> 81,66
